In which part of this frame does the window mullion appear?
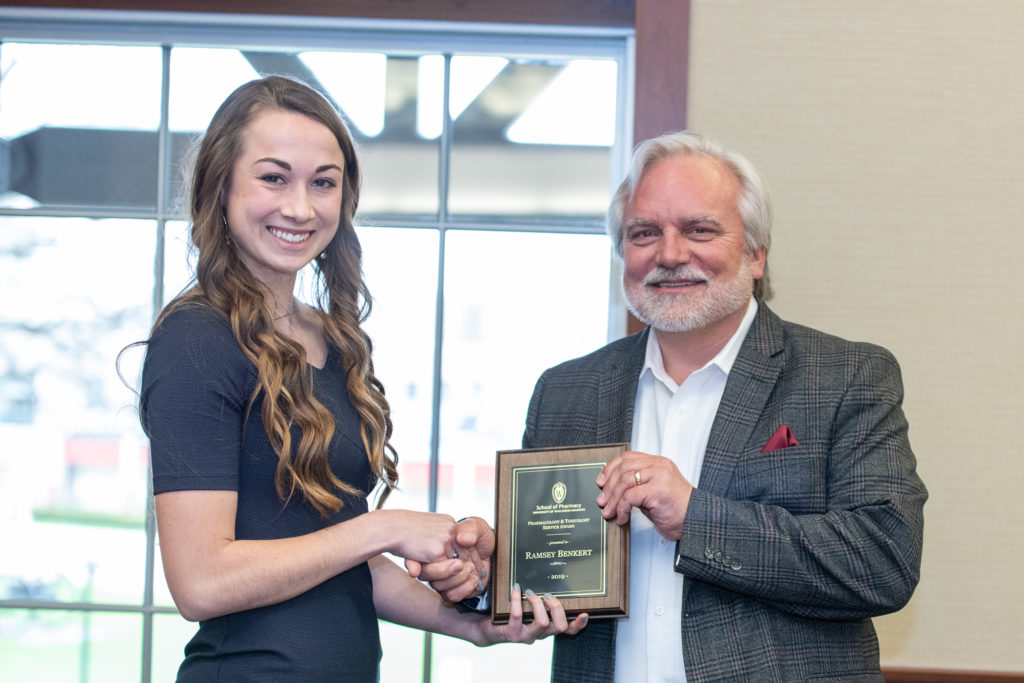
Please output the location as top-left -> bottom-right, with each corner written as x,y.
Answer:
421,49 -> 455,683
139,42 -> 172,683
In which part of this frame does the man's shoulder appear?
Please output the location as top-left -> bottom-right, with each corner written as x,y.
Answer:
780,317 -> 896,360
751,306 -> 892,356
753,309 -> 901,378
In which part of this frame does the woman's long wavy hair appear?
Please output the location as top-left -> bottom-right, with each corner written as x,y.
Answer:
155,75 -> 398,516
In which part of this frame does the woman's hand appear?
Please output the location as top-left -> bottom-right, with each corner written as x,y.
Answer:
473,584 -> 589,646
382,509 -> 459,565
407,516 -> 493,603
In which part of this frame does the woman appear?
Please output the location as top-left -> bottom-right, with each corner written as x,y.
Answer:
140,76 -> 586,681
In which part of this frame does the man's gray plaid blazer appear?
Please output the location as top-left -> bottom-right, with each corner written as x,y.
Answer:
524,305 -> 927,683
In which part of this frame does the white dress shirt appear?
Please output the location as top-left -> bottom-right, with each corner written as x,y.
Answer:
613,299 -> 758,683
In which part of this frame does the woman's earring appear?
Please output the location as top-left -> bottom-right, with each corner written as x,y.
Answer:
319,251 -> 327,260
221,210 -> 232,244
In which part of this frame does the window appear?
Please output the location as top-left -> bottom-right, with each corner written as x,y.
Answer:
0,10 -> 630,682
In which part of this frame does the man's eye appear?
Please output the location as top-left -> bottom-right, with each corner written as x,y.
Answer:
689,225 -> 718,238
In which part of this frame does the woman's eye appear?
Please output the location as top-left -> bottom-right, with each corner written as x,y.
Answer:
260,174 -> 285,184
313,178 -> 338,189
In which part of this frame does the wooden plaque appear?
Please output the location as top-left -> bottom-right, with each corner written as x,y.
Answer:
492,443 -> 629,624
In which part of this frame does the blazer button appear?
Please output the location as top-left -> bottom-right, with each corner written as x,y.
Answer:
714,551 -> 724,562
704,547 -> 714,559
730,558 -> 742,570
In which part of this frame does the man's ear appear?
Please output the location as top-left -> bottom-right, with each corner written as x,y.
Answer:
749,246 -> 767,280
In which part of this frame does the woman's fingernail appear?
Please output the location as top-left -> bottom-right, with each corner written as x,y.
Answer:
580,614 -> 589,625
512,583 -> 520,594
481,568 -> 487,579
525,588 -> 535,597
477,581 -> 485,592
544,592 -> 554,600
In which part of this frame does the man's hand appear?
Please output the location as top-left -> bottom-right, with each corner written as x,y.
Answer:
406,516 -> 494,603
596,451 -> 692,540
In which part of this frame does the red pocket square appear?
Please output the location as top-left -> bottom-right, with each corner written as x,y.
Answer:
761,424 -> 799,453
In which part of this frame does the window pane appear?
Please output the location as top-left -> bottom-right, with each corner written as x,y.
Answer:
156,220 -> 194,607
0,43 -> 163,211
349,54 -> 441,217
356,226 -> 439,511
153,530 -> 176,608
165,48 -> 262,209
448,58 -> 617,219
168,48 -> 261,133
437,229 -> 611,518
430,229 -> 609,677
301,51 -> 388,138
165,48 -> 441,217
163,219 -> 195,307
379,623 -> 426,682
0,24 -> 624,683
0,217 -> 154,605
433,633 -> 553,682
153,613 -> 199,680
0,609 -> 142,682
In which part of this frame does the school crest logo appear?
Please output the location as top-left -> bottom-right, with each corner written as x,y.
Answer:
552,481 -> 567,504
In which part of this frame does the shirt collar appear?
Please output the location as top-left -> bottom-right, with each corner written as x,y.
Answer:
640,297 -> 759,388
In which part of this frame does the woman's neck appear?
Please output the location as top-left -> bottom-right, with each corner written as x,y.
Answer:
271,296 -> 298,321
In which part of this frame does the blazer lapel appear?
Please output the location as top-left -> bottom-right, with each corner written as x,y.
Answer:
698,306 -> 785,496
595,328 -> 649,445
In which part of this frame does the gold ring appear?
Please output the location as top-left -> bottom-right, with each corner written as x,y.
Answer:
634,470 -> 642,486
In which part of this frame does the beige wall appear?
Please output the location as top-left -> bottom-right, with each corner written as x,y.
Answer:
686,0 -> 1024,672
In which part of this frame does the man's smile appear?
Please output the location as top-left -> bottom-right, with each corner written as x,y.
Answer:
643,267 -> 709,290
647,279 -> 705,289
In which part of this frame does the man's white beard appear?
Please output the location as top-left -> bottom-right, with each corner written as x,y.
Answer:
622,258 -> 754,333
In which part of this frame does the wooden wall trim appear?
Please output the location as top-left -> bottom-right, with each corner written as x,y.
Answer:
0,0 -> 635,27
632,0 -> 690,143
626,0 -> 691,335
883,668 -> 1024,682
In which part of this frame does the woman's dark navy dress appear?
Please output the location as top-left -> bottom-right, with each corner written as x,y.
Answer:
142,305 -> 380,682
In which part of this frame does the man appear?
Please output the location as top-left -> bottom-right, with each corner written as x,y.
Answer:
417,131 -> 927,682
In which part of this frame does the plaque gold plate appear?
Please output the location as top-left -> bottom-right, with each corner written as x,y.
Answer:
492,443 -> 629,624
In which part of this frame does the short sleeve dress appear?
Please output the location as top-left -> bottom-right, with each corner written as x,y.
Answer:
141,304 -> 381,682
